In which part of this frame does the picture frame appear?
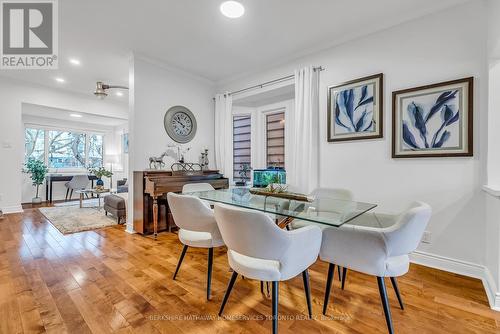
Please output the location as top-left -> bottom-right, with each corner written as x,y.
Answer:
392,77 -> 473,158
122,133 -> 129,154
327,73 -> 383,142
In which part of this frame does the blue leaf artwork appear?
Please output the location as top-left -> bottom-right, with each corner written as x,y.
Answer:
334,84 -> 375,134
401,90 -> 460,151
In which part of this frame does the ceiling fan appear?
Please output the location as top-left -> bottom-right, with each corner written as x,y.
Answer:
94,81 -> 128,99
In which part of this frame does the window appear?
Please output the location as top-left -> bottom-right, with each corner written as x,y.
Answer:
266,112 -> 285,168
25,128 -> 45,162
88,134 -> 104,168
24,127 -> 104,169
48,131 -> 86,168
233,115 -> 251,182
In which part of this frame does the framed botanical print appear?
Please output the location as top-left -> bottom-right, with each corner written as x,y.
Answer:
392,77 -> 473,158
327,73 -> 383,142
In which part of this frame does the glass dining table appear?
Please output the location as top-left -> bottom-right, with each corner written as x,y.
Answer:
190,187 -> 377,228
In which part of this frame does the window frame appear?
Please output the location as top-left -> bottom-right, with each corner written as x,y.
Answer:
230,99 -> 293,185
264,109 -> 286,169
232,114 -> 252,183
24,124 -> 106,172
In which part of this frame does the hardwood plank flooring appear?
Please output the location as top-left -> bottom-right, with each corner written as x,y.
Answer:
0,208 -> 499,333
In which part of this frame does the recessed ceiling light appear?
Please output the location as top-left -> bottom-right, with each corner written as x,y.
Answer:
70,113 -> 82,118
220,1 -> 245,18
115,91 -> 124,97
55,77 -> 65,83
69,58 -> 81,65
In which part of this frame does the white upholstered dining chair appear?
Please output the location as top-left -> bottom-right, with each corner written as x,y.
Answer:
320,201 -> 432,334
182,183 -> 215,207
64,175 -> 90,200
290,187 -> 354,285
182,182 -> 215,193
214,203 -> 322,334
167,192 -> 225,300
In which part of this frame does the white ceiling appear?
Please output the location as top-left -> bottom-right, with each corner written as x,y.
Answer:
0,0 -> 471,98
22,103 -> 128,127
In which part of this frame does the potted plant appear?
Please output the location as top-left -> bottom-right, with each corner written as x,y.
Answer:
235,163 -> 252,186
23,158 -> 48,204
88,166 -> 113,188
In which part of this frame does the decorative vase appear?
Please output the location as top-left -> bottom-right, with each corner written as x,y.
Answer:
32,197 -> 42,204
96,178 -> 104,186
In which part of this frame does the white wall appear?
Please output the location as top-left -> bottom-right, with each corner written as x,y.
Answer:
219,0 -> 495,297
0,77 -> 127,212
127,56 -> 216,231
485,0 -> 500,307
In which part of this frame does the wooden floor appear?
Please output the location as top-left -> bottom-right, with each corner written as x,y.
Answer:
1,208 -> 500,334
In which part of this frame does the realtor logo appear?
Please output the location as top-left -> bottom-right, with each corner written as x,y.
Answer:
1,0 -> 58,69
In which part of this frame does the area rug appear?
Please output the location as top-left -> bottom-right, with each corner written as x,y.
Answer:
39,205 -> 117,234
54,198 -> 100,208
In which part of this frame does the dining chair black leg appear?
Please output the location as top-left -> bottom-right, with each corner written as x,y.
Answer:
219,271 -> 238,316
377,277 -> 395,334
323,263 -> 335,315
341,267 -> 348,290
207,248 -> 213,300
69,189 -> 73,200
261,281 -> 264,294
390,277 -> 404,310
302,269 -> 312,318
337,265 -> 342,281
272,281 -> 279,334
173,245 -> 188,280
65,188 -> 69,201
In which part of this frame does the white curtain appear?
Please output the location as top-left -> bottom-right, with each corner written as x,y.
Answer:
214,93 -> 233,178
290,66 -> 320,194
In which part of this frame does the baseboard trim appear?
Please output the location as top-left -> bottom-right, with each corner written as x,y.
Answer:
1,205 -> 24,214
125,224 -> 136,234
411,250 -> 500,311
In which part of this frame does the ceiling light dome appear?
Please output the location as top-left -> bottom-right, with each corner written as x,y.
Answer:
220,1 -> 245,18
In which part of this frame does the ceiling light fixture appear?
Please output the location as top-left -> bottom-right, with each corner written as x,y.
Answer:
55,77 -> 65,83
220,1 -> 245,18
115,91 -> 124,97
94,81 -> 129,99
69,58 -> 81,65
70,113 -> 83,118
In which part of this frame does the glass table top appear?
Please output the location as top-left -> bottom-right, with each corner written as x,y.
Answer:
190,188 -> 377,228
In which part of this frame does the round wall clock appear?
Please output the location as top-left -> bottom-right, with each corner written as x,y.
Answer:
163,105 -> 197,143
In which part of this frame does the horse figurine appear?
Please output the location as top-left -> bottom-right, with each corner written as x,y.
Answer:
149,151 -> 167,169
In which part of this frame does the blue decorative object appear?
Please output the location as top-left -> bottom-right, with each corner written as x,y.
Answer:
328,74 -> 383,142
393,77 -> 473,158
96,178 -> 104,186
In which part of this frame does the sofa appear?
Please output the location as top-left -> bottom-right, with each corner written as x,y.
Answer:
117,178 -> 128,193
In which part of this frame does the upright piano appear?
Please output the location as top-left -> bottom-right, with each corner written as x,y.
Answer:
133,170 -> 229,238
